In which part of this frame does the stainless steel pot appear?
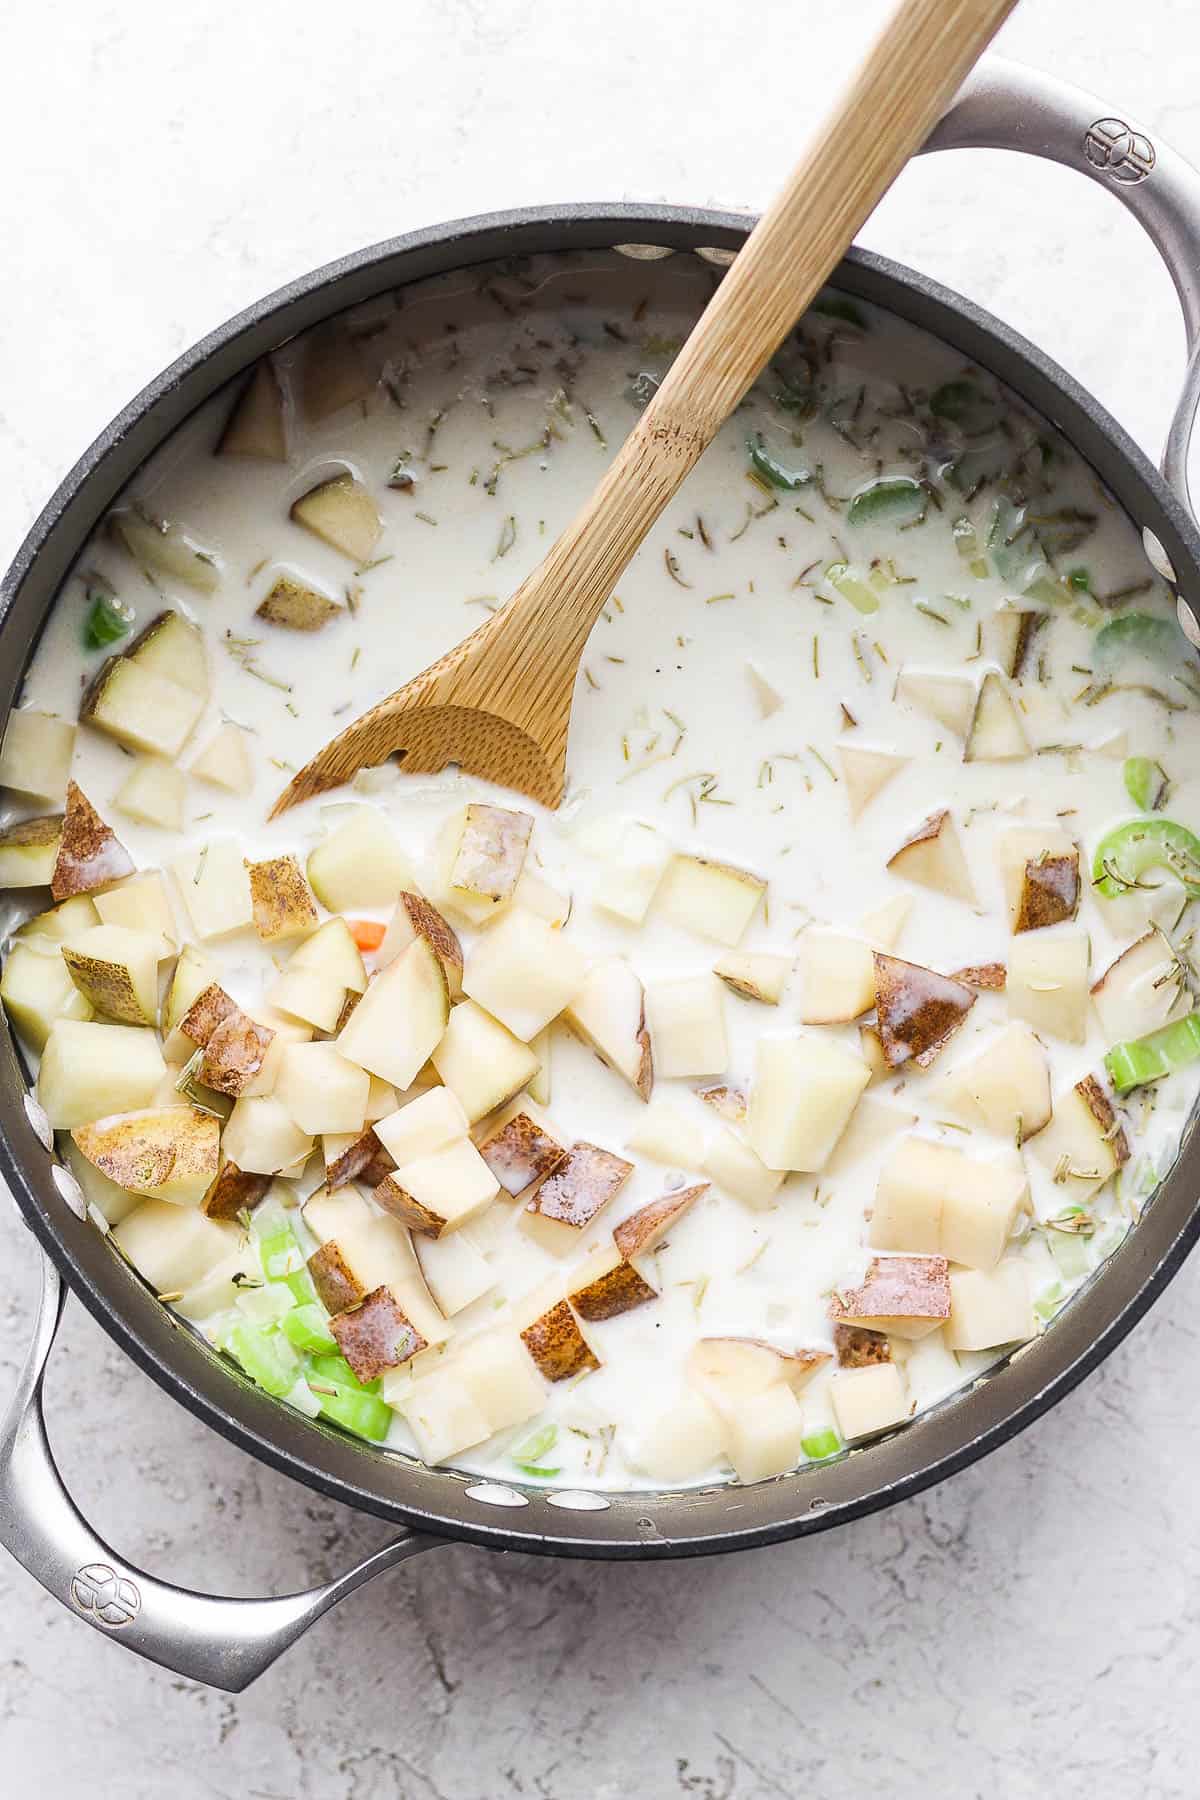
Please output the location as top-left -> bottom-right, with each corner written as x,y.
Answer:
3,57 -> 1200,1694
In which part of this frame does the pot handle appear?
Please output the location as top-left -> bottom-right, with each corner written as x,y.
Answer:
923,55 -> 1200,526
0,1253 -> 440,1692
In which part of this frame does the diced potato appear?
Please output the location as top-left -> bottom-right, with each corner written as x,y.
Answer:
379,893 -> 462,997
269,965 -> 347,1033
127,611 -> 209,695
174,1242 -> 260,1316
995,825 -> 1078,929
221,1095 -> 313,1175
377,1138 -> 500,1238
94,872 -> 177,958
937,1022 -> 1051,1140
824,1094 -> 916,1175
38,1020 -> 165,1128
712,950 -> 791,1005
696,1082 -> 747,1122
873,953 -> 975,1069
476,1108 -> 566,1197
289,915 -> 367,992
511,867 -> 571,928
613,1183 -> 707,1259
566,1245 -> 657,1321
414,1231 -> 495,1315
721,1383 -> 806,1483
858,894 -> 911,950
171,841 -> 253,940
591,821 -> 672,924
303,1184 -> 372,1244
797,932 -> 875,1024
430,997 -> 539,1124
51,781 -> 134,902
300,325 -> 374,421
462,907 -> 587,1041
441,803 -> 533,923
989,606 -> 1044,679
245,854 -> 319,943
704,1126 -> 785,1210
564,957 -> 653,1099
256,574 -> 342,631
397,1368 -> 491,1465
307,806 -> 418,911
329,1285 -> 427,1383
895,669 -> 975,737
0,710 -> 75,801
162,945 -> 219,1059
831,1254 -> 951,1341
337,938 -> 449,1090
216,359 -> 287,460
830,1362 -> 909,1440
945,1264 -> 1035,1351
61,924 -> 160,1025
1029,1074 -> 1129,1200
454,1332 -> 546,1434
963,672 -> 1030,762
190,724 -> 254,795
745,660 -> 784,719
626,1098 -> 703,1169
109,514 -> 219,594
375,1086 -> 469,1166
748,1033 -> 870,1173
199,1161 -> 272,1222
82,658 -> 204,760
72,1105 -> 220,1206
1091,930 -> 1191,1043
887,809 -> 977,906
312,1214 -> 449,1349
941,1161 -> 1029,1269
870,1135 -> 1028,1268
290,474 -> 381,563
645,974 -> 728,1078
521,1141 -> 634,1255
0,815 -> 62,887
62,1136 -> 139,1226
687,1337 -> 825,1407
1007,930 -> 1090,1043
1,940 -> 92,1048
114,757 -> 186,831
113,1199 -> 236,1294
16,894 -> 99,944
275,1042 -> 370,1135
654,854 -> 765,947
519,1298 -> 599,1382
837,744 -> 908,820
629,1391 -> 725,1483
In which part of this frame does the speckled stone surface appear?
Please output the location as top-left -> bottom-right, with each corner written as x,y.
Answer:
3,2 -> 1200,1793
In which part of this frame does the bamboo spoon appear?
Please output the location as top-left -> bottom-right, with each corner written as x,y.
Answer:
272,0 -> 1017,819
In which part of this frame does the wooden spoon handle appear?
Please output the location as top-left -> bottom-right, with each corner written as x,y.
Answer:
496,0 -> 1017,674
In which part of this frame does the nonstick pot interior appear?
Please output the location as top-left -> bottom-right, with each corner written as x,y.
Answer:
4,204 -> 1200,1558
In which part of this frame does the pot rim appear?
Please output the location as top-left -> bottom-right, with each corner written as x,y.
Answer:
4,201 -> 1199,1557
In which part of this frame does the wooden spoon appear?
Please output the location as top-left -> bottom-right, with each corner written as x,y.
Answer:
272,0 -> 1016,819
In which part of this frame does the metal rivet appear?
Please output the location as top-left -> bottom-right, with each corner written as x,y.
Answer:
463,1482 -> 528,1509
23,1092 -> 53,1152
1144,526 -> 1177,583
52,1163 -> 86,1220
695,246 -> 736,267
613,243 -> 673,261
545,1489 -> 610,1512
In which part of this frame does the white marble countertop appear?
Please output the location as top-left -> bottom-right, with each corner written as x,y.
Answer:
2,1 -> 1199,1793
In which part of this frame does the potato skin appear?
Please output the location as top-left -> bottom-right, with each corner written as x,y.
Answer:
520,1301 -> 599,1382
329,1285 -> 426,1382
477,1110 -> 566,1197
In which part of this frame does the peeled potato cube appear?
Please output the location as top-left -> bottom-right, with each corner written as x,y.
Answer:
626,1098 -> 702,1169
0,815 -> 62,887
963,672 -> 1030,762
858,893 -> 911,950
797,932 -> 875,1023
1,940 -> 92,1048
0,710 -> 75,802
62,1137 -> 140,1227
1091,930 -> 1191,1043
94,872 -> 177,958
830,1362 -> 909,1440
723,1383 -> 807,1483
374,1088 -> 469,1166
1029,1074 -> 1129,1200
1007,930 -> 1090,1043
275,1042 -> 370,1135
38,1020 -> 164,1128
654,854 -> 765,946
17,893 -> 100,945
837,744 -> 908,820
591,821 -> 672,924
462,907 -> 587,1041
337,938 -> 449,1091
221,1095 -> 313,1176
628,1390 -> 726,1483
414,1231 -> 495,1315
564,957 -> 653,1099
748,1032 -> 869,1172
376,1139 -> 500,1237
216,359 -> 286,460
288,915 -> 367,993
290,474 -> 381,563
430,998 -> 539,1125
61,925 -> 160,1025
645,973 -> 728,1078
171,841 -> 253,940
869,1137 -> 948,1254
127,610 -> 209,694
945,1264 -> 1035,1351
937,1022 -> 1051,1140
268,966 -> 345,1034
712,950 -> 791,1005
72,1105 -> 219,1206
113,1199 -> 236,1294
941,1162 -> 1029,1269
887,809 -> 977,906
704,1127 -> 785,1210
379,893 -> 463,997
114,757 -> 186,831
454,1333 -> 546,1434
110,514 -> 219,594
81,658 -> 204,760
190,723 -> 254,795
307,807 -> 418,911
895,668 -> 975,737
826,1094 -> 916,1176
398,1367 -> 491,1465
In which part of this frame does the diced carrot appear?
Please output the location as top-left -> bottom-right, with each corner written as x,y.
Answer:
348,919 -> 386,952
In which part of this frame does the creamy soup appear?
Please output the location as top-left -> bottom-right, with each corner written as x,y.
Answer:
3,247 -> 1198,1490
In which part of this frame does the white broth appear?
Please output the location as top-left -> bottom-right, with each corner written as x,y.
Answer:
5,247 -> 1199,1489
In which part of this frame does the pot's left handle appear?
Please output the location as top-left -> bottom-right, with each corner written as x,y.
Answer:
0,1255 -> 440,1691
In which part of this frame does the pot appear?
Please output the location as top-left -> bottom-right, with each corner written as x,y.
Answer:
2,57 -> 1200,1693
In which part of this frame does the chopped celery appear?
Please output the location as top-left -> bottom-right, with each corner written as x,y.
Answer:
1123,756 -> 1168,811
286,1267 -> 318,1307
311,1383 -> 392,1441
1105,1011 -> 1200,1092
282,1303 -> 338,1354
812,294 -> 866,330
1092,817 -> 1200,899
514,1463 -> 562,1479
802,1428 -> 841,1460
310,1352 -> 381,1395
256,1218 -> 306,1284
1068,566 -> 1091,592
236,1284 -> 295,1326
929,379 -> 999,434
847,477 -> 924,528
83,588 -> 135,650
1034,1281 -> 1067,1322
1093,611 -> 1191,671
951,514 -> 989,580
747,434 -> 810,490
986,495 -> 1050,592
825,560 -> 879,615
513,1423 -> 557,1465
226,1323 -> 301,1397
1048,1229 -> 1091,1281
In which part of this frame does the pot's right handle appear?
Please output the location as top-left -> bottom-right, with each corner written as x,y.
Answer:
923,56 -> 1200,528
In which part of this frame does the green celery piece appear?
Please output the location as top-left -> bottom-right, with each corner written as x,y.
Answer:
951,514 -> 989,580
802,1429 -> 841,1460
1093,611 -> 1191,672
747,433 -> 811,491
1068,566 -> 1091,592
313,1383 -> 393,1441
514,1463 -> 563,1480
986,494 -> 1052,592
83,589 -> 135,650
1092,817 -> 1200,899
286,1267 -> 318,1307
825,560 -> 879,615
847,477 -> 924,528
929,379 -> 1000,434
310,1352 -> 382,1396
812,294 -> 866,330
1034,1282 -> 1067,1322
1105,1011 -> 1200,1092
282,1303 -> 338,1354
512,1423 -> 557,1466
226,1323 -> 301,1397
1048,1229 -> 1091,1281
257,1220 -> 306,1284
1123,756 -> 1166,811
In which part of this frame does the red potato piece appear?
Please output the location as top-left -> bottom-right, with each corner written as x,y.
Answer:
477,1111 -> 567,1197
324,1126 -> 396,1193
200,1160 -> 273,1221
520,1301 -> 600,1382
833,1323 -> 892,1368
831,1255 -> 952,1330
526,1141 -> 635,1230
198,1011 -> 276,1097
51,781 -> 134,900
1013,852 -> 1080,934
613,1182 -> 708,1260
329,1285 -> 427,1382
950,962 -> 1007,991
873,953 -> 976,1069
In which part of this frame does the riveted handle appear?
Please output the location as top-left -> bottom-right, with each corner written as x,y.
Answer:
0,1255 -> 439,1691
